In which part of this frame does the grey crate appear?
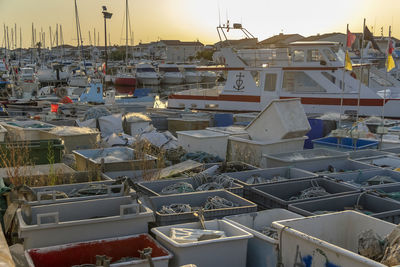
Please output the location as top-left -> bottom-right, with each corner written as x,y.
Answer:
368,183 -> 400,202
73,147 -> 157,172
382,146 -> 400,154
137,177 -> 244,197
250,178 -> 359,209
349,149 -> 394,160
325,168 -> 400,188
148,190 -> 257,226
288,193 -> 400,224
263,148 -> 349,168
203,161 -> 259,174
17,196 -> 154,249
292,158 -> 375,174
28,177 -> 132,206
356,155 -> 400,170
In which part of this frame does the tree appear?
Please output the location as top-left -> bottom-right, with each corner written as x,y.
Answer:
196,49 -> 214,61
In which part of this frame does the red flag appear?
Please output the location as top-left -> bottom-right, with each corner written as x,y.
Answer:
388,39 -> 394,55
102,62 -> 106,74
347,29 -> 356,48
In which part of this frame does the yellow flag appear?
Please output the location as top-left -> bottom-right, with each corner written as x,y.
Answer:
345,51 -> 352,71
386,54 -> 395,72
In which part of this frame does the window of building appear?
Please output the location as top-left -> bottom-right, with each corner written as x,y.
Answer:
282,71 -> 326,92
307,49 -> 323,62
323,49 -> 338,61
292,50 -> 305,62
264,73 -> 277,91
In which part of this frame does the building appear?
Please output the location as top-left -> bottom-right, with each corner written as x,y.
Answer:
214,38 -> 258,50
258,33 -> 304,48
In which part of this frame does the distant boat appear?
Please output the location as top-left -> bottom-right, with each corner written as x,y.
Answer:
182,65 -> 202,84
136,63 -> 161,85
159,63 -> 184,85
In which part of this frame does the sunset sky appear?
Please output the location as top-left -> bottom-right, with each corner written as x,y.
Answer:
1,0 -> 399,48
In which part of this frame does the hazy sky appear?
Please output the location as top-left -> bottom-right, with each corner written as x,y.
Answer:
1,0 -> 399,48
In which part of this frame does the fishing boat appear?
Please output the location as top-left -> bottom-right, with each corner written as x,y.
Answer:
159,63 -> 184,85
168,42 -> 400,118
112,66 -> 136,87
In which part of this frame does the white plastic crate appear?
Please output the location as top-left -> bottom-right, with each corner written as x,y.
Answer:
2,120 -> 55,141
272,211 -> 395,267
17,196 -> 154,249
152,219 -> 252,267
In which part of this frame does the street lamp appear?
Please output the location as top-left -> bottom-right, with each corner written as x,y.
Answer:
102,6 -> 112,76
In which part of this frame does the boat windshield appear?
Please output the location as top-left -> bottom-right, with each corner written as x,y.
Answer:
323,49 -> 338,62
185,68 -> 196,72
137,68 -> 156,73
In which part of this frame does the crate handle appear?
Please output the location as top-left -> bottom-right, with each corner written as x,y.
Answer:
106,184 -> 124,195
120,204 -> 139,216
37,212 -> 59,225
37,191 -> 58,202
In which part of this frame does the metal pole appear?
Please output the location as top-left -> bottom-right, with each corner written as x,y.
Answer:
339,24 -> 349,128
104,16 -> 107,74
356,18 -> 366,123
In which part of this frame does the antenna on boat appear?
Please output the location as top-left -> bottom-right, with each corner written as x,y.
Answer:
218,2 -> 221,27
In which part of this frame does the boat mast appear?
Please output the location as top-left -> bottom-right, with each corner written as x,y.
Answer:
74,0 -> 87,73
125,0 -> 128,65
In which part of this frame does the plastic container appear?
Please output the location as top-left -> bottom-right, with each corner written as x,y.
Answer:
0,139 -> 64,166
17,196 -> 155,249
286,158 -> 375,174
304,118 -> 324,149
25,233 -> 172,267
38,127 -> 100,153
177,130 -> 229,160
250,178 -> 358,209
73,147 -> 157,172
0,163 -> 75,181
245,98 -> 310,140
149,190 -> 257,226
223,209 -> 303,267
272,211 -> 395,267
382,146 -> 400,154
0,124 -> 7,142
224,167 -> 317,199
28,177 -> 128,206
312,136 -> 379,151
349,149 -> 394,160
2,120 -> 55,141
288,192 -> 400,223
206,126 -> 247,136
262,148 -> 349,168
213,113 -> 234,127
326,168 -> 400,188
152,219 -> 252,267
228,135 -> 307,167
356,155 -> 400,170
136,176 -> 244,197
167,118 -> 210,135
150,114 -> 169,131
124,113 -> 151,136
233,113 -> 258,124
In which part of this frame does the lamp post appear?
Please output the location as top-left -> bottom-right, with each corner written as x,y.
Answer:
102,6 -> 112,77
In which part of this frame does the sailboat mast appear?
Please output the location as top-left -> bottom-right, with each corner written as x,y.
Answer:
125,0 -> 128,65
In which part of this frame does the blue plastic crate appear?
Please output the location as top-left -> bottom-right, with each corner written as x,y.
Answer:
312,137 -> 379,151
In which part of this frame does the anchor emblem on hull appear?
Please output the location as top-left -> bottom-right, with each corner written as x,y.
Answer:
233,72 -> 245,91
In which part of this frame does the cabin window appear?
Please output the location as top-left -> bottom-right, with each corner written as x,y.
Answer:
251,71 -> 260,86
307,49 -> 323,62
264,73 -> 277,91
282,71 -> 326,92
322,72 -> 336,84
292,50 -> 304,62
323,49 -> 338,61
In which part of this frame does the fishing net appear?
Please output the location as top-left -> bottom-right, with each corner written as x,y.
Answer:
160,182 -> 195,195
289,180 -> 330,201
260,226 -> 278,239
83,106 -> 111,121
180,152 -> 223,163
159,204 -> 193,214
358,229 -> 384,261
203,196 -> 238,210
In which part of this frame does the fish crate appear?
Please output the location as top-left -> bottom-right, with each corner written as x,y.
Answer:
1,120 -> 55,141
0,139 -> 64,166
312,136 -> 379,151
25,233 -> 172,267
349,149 -> 394,160
224,167 -> 317,200
203,161 -> 259,174
38,126 -> 100,153
325,168 -> 400,188
288,192 -> 400,224
151,219 -> 252,267
223,209 -> 303,267
249,178 -> 358,209
148,190 -> 257,226
382,146 -> 400,154
27,176 -> 132,206
262,148 -> 349,168
17,196 -> 154,249
136,176 -> 244,197
288,158 -> 375,174
228,135 -> 307,167
272,211 -> 395,267
356,155 -> 400,170
167,118 -> 210,135
73,147 -> 157,172
177,130 -> 229,160
123,113 -> 151,136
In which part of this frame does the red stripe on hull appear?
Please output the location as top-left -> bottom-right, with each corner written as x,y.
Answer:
279,96 -> 390,106
169,94 -> 260,102
114,78 -> 136,86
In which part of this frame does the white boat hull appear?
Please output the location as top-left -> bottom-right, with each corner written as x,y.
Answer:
184,75 -> 203,84
137,77 -> 161,86
162,76 -> 184,85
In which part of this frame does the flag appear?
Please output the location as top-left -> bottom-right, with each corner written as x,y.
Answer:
347,29 -> 356,48
364,26 -> 381,52
102,62 -> 106,74
386,39 -> 396,72
345,51 -> 352,71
